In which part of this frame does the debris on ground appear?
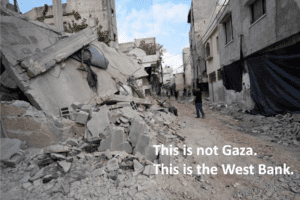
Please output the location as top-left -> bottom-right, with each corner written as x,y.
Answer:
205,100 -> 300,147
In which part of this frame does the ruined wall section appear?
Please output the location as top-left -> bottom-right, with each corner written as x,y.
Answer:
1,101 -> 85,148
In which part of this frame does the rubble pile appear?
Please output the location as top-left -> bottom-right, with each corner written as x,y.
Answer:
0,98 -> 186,199
205,101 -> 300,147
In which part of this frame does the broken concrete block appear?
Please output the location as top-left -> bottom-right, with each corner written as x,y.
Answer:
92,167 -> 106,177
65,138 -> 78,147
33,179 -> 42,188
134,134 -> 151,156
124,177 -> 136,187
71,103 -> 85,110
98,127 -> 132,153
143,165 -> 156,176
23,182 -> 33,190
81,105 -> 92,114
0,138 -> 22,161
98,134 -> 112,152
159,154 -> 171,166
111,128 -> 124,152
107,170 -> 118,180
129,120 -> 148,147
120,116 -> 130,123
105,149 -> 112,159
1,151 -> 25,167
57,161 -> 71,173
122,141 -> 133,154
44,145 -> 70,153
157,133 -> 177,144
107,158 -> 119,171
50,153 -> 66,160
87,105 -> 110,141
108,112 -> 122,123
133,160 -> 144,175
75,111 -> 89,124
120,107 -> 139,120
145,146 -> 157,162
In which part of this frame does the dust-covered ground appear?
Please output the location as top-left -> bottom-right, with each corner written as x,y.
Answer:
153,99 -> 300,200
1,98 -> 300,200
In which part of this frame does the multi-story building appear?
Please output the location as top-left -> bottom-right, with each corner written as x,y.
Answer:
202,0 -> 300,115
119,37 -> 162,96
182,47 -> 193,91
187,0 -> 219,89
25,0 -> 119,49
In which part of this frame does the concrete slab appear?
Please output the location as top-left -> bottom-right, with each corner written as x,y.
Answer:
129,120 -> 148,147
87,105 -> 110,141
134,134 -> 151,156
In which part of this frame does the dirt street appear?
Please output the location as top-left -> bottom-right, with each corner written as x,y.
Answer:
154,99 -> 300,200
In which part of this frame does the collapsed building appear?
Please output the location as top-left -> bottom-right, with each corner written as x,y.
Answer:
0,4 -> 185,199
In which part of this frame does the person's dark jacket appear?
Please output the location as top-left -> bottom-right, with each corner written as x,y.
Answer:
193,89 -> 202,103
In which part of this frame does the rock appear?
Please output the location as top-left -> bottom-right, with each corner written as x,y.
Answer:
0,138 -> 24,167
120,107 -> 139,120
65,138 -> 78,146
129,120 -> 149,147
75,111 -> 89,124
107,158 -> 119,171
291,114 -> 300,122
120,116 -> 130,123
87,105 -> 110,141
50,153 -> 66,160
105,149 -> 112,159
29,165 -> 40,177
98,128 -> 133,153
134,133 -> 152,156
124,177 -> 136,187
44,145 -> 70,153
43,174 -> 55,183
0,138 -> 22,161
76,153 -> 85,160
109,188 -> 118,196
66,157 -> 73,162
145,146 -> 157,162
133,160 -> 144,174
107,170 -> 118,180
22,182 -> 32,190
157,133 -> 177,144
57,161 -> 72,173
128,188 -> 137,198
29,168 -> 45,181
143,165 -> 156,176
159,154 -> 171,166
92,167 -> 106,177
81,105 -> 92,114
33,179 -> 42,188
71,102 -> 84,110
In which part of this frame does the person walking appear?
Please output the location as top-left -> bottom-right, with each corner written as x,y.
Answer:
174,90 -> 178,100
193,86 -> 205,119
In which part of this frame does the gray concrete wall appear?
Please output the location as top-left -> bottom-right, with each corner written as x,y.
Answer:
188,0 -> 219,87
182,47 -> 193,88
218,0 -> 300,66
25,0 -> 119,49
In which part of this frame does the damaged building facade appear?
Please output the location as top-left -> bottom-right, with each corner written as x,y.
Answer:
187,0 -> 218,92
0,6 -> 187,196
25,0 -> 119,49
119,37 -> 162,96
182,47 -> 193,92
194,0 -> 300,116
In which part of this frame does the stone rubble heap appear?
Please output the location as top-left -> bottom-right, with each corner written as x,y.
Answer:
205,101 -> 300,147
1,99 -> 187,199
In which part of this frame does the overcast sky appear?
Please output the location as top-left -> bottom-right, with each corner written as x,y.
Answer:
13,0 -> 191,73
